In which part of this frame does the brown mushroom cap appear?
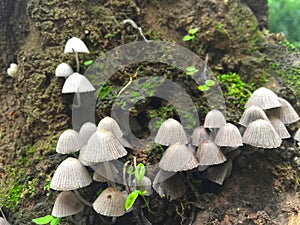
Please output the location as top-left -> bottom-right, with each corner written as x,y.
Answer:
242,119 -> 282,148
51,191 -> 84,217
93,187 -> 126,217
196,141 -> 226,166
269,116 -> 291,139
214,123 -> 243,147
159,143 -> 199,172
245,87 -> 281,109
56,129 -> 84,154
239,105 -> 270,127
154,118 -> 188,146
203,110 -> 226,129
50,157 -> 92,191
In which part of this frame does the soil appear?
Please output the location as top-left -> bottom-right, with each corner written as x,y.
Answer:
0,0 -> 300,224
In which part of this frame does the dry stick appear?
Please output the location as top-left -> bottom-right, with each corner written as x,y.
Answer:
117,67 -> 140,97
73,189 -> 93,207
123,160 -> 131,193
0,208 -> 7,220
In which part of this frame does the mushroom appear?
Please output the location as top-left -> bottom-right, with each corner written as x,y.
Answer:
79,122 -> 97,145
214,123 -> 243,148
158,143 -> 198,172
55,62 -> 74,78
195,141 -> 227,166
51,191 -> 84,217
154,118 -> 188,146
242,119 -> 282,148
206,160 -> 232,185
245,87 -> 281,109
203,109 -> 226,139
7,63 -> 18,78
191,126 -> 211,146
266,97 -> 300,124
64,37 -> 89,72
294,128 -> 300,144
50,157 -> 92,191
56,129 -> 84,154
269,116 -> 291,139
93,187 -> 126,217
239,105 -> 270,127
0,217 -> 10,225
62,72 -> 95,108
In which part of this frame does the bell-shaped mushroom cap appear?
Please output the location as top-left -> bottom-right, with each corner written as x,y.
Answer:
154,118 -> 188,146
239,105 -> 270,127
152,170 -> 186,201
191,126 -> 210,146
62,72 -> 95,93
294,128 -> 300,142
56,129 -> 84,154
269,116 -> 291,139
64,37 -> 89,54
132,176 -> 153,196
55,63 -> 74,78
0,218 -> 10,225
245,87 -> 281,109
266,97 -> 300,124
206,160 -> 232,185
159,143 -> 199,172
214,123 -> 243,147
50,157 -> 92,191
79,130 -> 127,163
93,187 -> 125,217
242,119 -> 282,148
196,141 -> 227,166
97,116 -> 123,138
51,191 -> 84,217
204,110 -> 226,128
79,122 -> 97,144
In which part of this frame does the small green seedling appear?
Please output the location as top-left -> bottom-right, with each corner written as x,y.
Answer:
198,79 -> 215,91
32,215 -> 61,225
182,28 -> 199,41
185,66 -> 199,75
125,189 -> 147,211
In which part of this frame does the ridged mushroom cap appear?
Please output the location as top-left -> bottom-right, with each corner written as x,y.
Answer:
62,72 -> 95,93
196,141 -> 227,166
97,117 -> 123,138
242,119 -> 282,148
51,191 -> 84,217
204,110 -> 226,128
269,116 -> 291,139
214,123 -> 243,147
132,176 -> 153,196
159,143 -> 198,172
50,157 -> 92,191
0,218 -> 10,225
191,126 -> 210,146
206,160 -> 232,185
245,87 -> 281,109
152,170 -> 186,201
56,129 -> 84,154
64,37 -> 89,53
79,130 -> 127,163
55,63 -> 74,77
239,105 -> 270,127
154,118 -> 188,146
93,187 -> 125,217
266,97 -> 300,124
293,128 -> 300,142
79,122 -> 97,144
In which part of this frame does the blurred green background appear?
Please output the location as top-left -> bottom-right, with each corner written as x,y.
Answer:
268,0 -> 300,48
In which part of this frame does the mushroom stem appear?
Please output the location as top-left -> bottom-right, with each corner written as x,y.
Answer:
111,217 -> 117,224
104,161 -> 116,188
75,51 -> 80,72
73,92 -> 81,108
73,189 -> 92,207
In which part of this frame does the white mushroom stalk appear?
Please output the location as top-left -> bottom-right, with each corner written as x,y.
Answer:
123,19 -> 149,42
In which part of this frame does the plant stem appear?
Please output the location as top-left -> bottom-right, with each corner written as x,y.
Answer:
73,189 -> 92,207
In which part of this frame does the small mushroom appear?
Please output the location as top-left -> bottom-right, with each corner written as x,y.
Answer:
191,126 -> 211,146
93,187 -> 126,217
79,122 -> 97,145
50,157 -> 92,191
7,63 -> 18,78
196,141 -> 226,166
203,109 -> 226,140
242,119 -> 282,148
214,123 -> 243,148
56,129 -> 84,154
131,176 -> 153,196
154,118 -> 188,146
245,87 -> 281,109
97,116 -> 123,138
55,63 -> 74,78
239,105 -> 270,127
269,116 -> 291,139
51,191 -> 84,217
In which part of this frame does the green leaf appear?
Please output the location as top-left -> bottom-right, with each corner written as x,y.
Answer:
50,217 -> 61,225
182,35 -> 194,41
205,80 -> 215,87
125,191 -> 139,210
185,66 -> 199,75
198,85 -> 209,91
32,215 -> 54,224
188,28 -> 199,35
83,60 -> 94,66
135,163 -> 145,182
